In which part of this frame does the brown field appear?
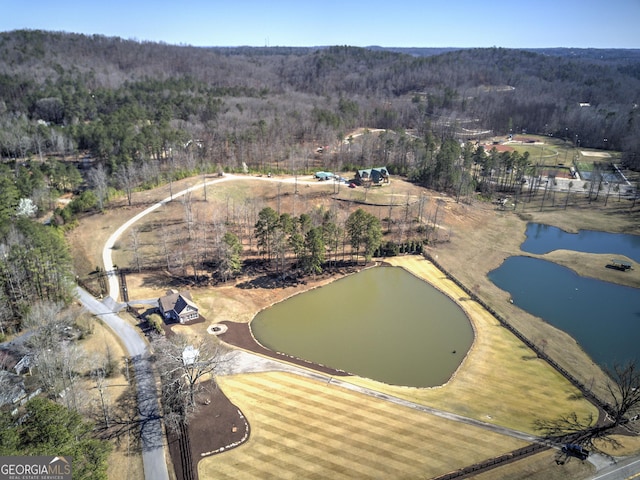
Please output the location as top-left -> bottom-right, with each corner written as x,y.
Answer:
66,169 -> 640,479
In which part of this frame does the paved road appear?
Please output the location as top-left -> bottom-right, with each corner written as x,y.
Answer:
76,287 -> 169,480
588,456 -> 640,480
95,173 -> 329,479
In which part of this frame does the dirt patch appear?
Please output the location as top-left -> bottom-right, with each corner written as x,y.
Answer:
167,382 -> 247,480
484,143 -> 516,153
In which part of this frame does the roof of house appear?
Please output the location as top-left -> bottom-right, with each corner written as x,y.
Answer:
357,167 -> 388,177
0,370 -> 26,407
159,290 -> 198,315
174,294 -> 198,315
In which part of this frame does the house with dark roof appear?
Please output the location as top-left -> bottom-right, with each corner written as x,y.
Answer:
355,167 -> 389,186
0,370 -> 27,408
158,290 -> 199,324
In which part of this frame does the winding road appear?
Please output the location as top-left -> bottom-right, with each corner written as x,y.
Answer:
76,288 -> 169,480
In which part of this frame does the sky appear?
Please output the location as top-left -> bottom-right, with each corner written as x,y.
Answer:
1,0 -> 639,49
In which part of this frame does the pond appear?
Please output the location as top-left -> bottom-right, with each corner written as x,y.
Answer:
521,223 -> 640,262
489,224 -> 640,369
251,267 -> 474,388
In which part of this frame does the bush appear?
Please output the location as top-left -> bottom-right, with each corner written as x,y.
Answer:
148,313 -> 165,335
68,190 -> 98,214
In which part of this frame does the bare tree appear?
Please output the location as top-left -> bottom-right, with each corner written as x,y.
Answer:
24,301 -> 73,350
88,164 -> 109,211
159,219 -> 173,271
153,334 -> 222,432
605,362 -> 640,425
24,302 -> 87,409
115,163 -> 140,206
90,361 -> 110,429
534,361 -> 640,455
181,191 -> 195,241
129,227 -> 142,273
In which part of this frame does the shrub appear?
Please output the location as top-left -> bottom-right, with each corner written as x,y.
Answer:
148,313 -> 165,335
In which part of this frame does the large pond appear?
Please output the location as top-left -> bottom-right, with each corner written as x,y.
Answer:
251,267 -> 474,387
489,224 -> 640,369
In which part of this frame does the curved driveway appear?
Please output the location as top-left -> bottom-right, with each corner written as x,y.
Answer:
87,174 -> 320,480
77,287 -> 170,480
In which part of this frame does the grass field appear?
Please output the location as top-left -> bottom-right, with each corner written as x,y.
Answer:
504,135 -> 622,168
195,255 -> 600,479
200,372 -> 529,480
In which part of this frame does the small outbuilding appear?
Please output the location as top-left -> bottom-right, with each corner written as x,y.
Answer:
158,290 -> 199,324
314,171 -> 334,181
607,259 -> 632,271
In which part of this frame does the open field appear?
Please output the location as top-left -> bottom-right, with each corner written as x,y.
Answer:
491,134 -> 623,166
201,372 -> 531,479
66,168 -> 640,479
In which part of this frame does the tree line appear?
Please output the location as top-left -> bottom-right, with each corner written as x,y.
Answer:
1,29 -> 637,333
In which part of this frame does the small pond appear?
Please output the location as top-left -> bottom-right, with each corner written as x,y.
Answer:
251,266 -> 474,387
490,224 -> 640,368
521,223 -> 640,262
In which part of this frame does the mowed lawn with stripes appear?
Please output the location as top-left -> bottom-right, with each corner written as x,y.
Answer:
200,372 -> 528,479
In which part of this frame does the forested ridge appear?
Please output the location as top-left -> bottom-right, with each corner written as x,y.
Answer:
1,29 -> 639,163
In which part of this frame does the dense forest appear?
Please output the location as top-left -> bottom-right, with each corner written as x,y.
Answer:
0,28 -> 639,333
1,30 -> 639,173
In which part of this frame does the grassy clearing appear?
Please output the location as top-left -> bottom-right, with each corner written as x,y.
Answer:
200,372 -> 528,480
504,135 -> 622,169
510,143 -> 561,165
595,435 -> 640,457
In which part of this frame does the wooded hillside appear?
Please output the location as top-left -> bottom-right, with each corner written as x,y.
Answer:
1,29 -> 639,175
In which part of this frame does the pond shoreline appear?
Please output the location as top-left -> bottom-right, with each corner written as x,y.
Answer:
218,319 -> 350,377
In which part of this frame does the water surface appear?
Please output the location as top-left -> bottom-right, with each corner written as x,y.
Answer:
251,267 -> 474,387
489,256 -> 640,368
521,223 -> 640,262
